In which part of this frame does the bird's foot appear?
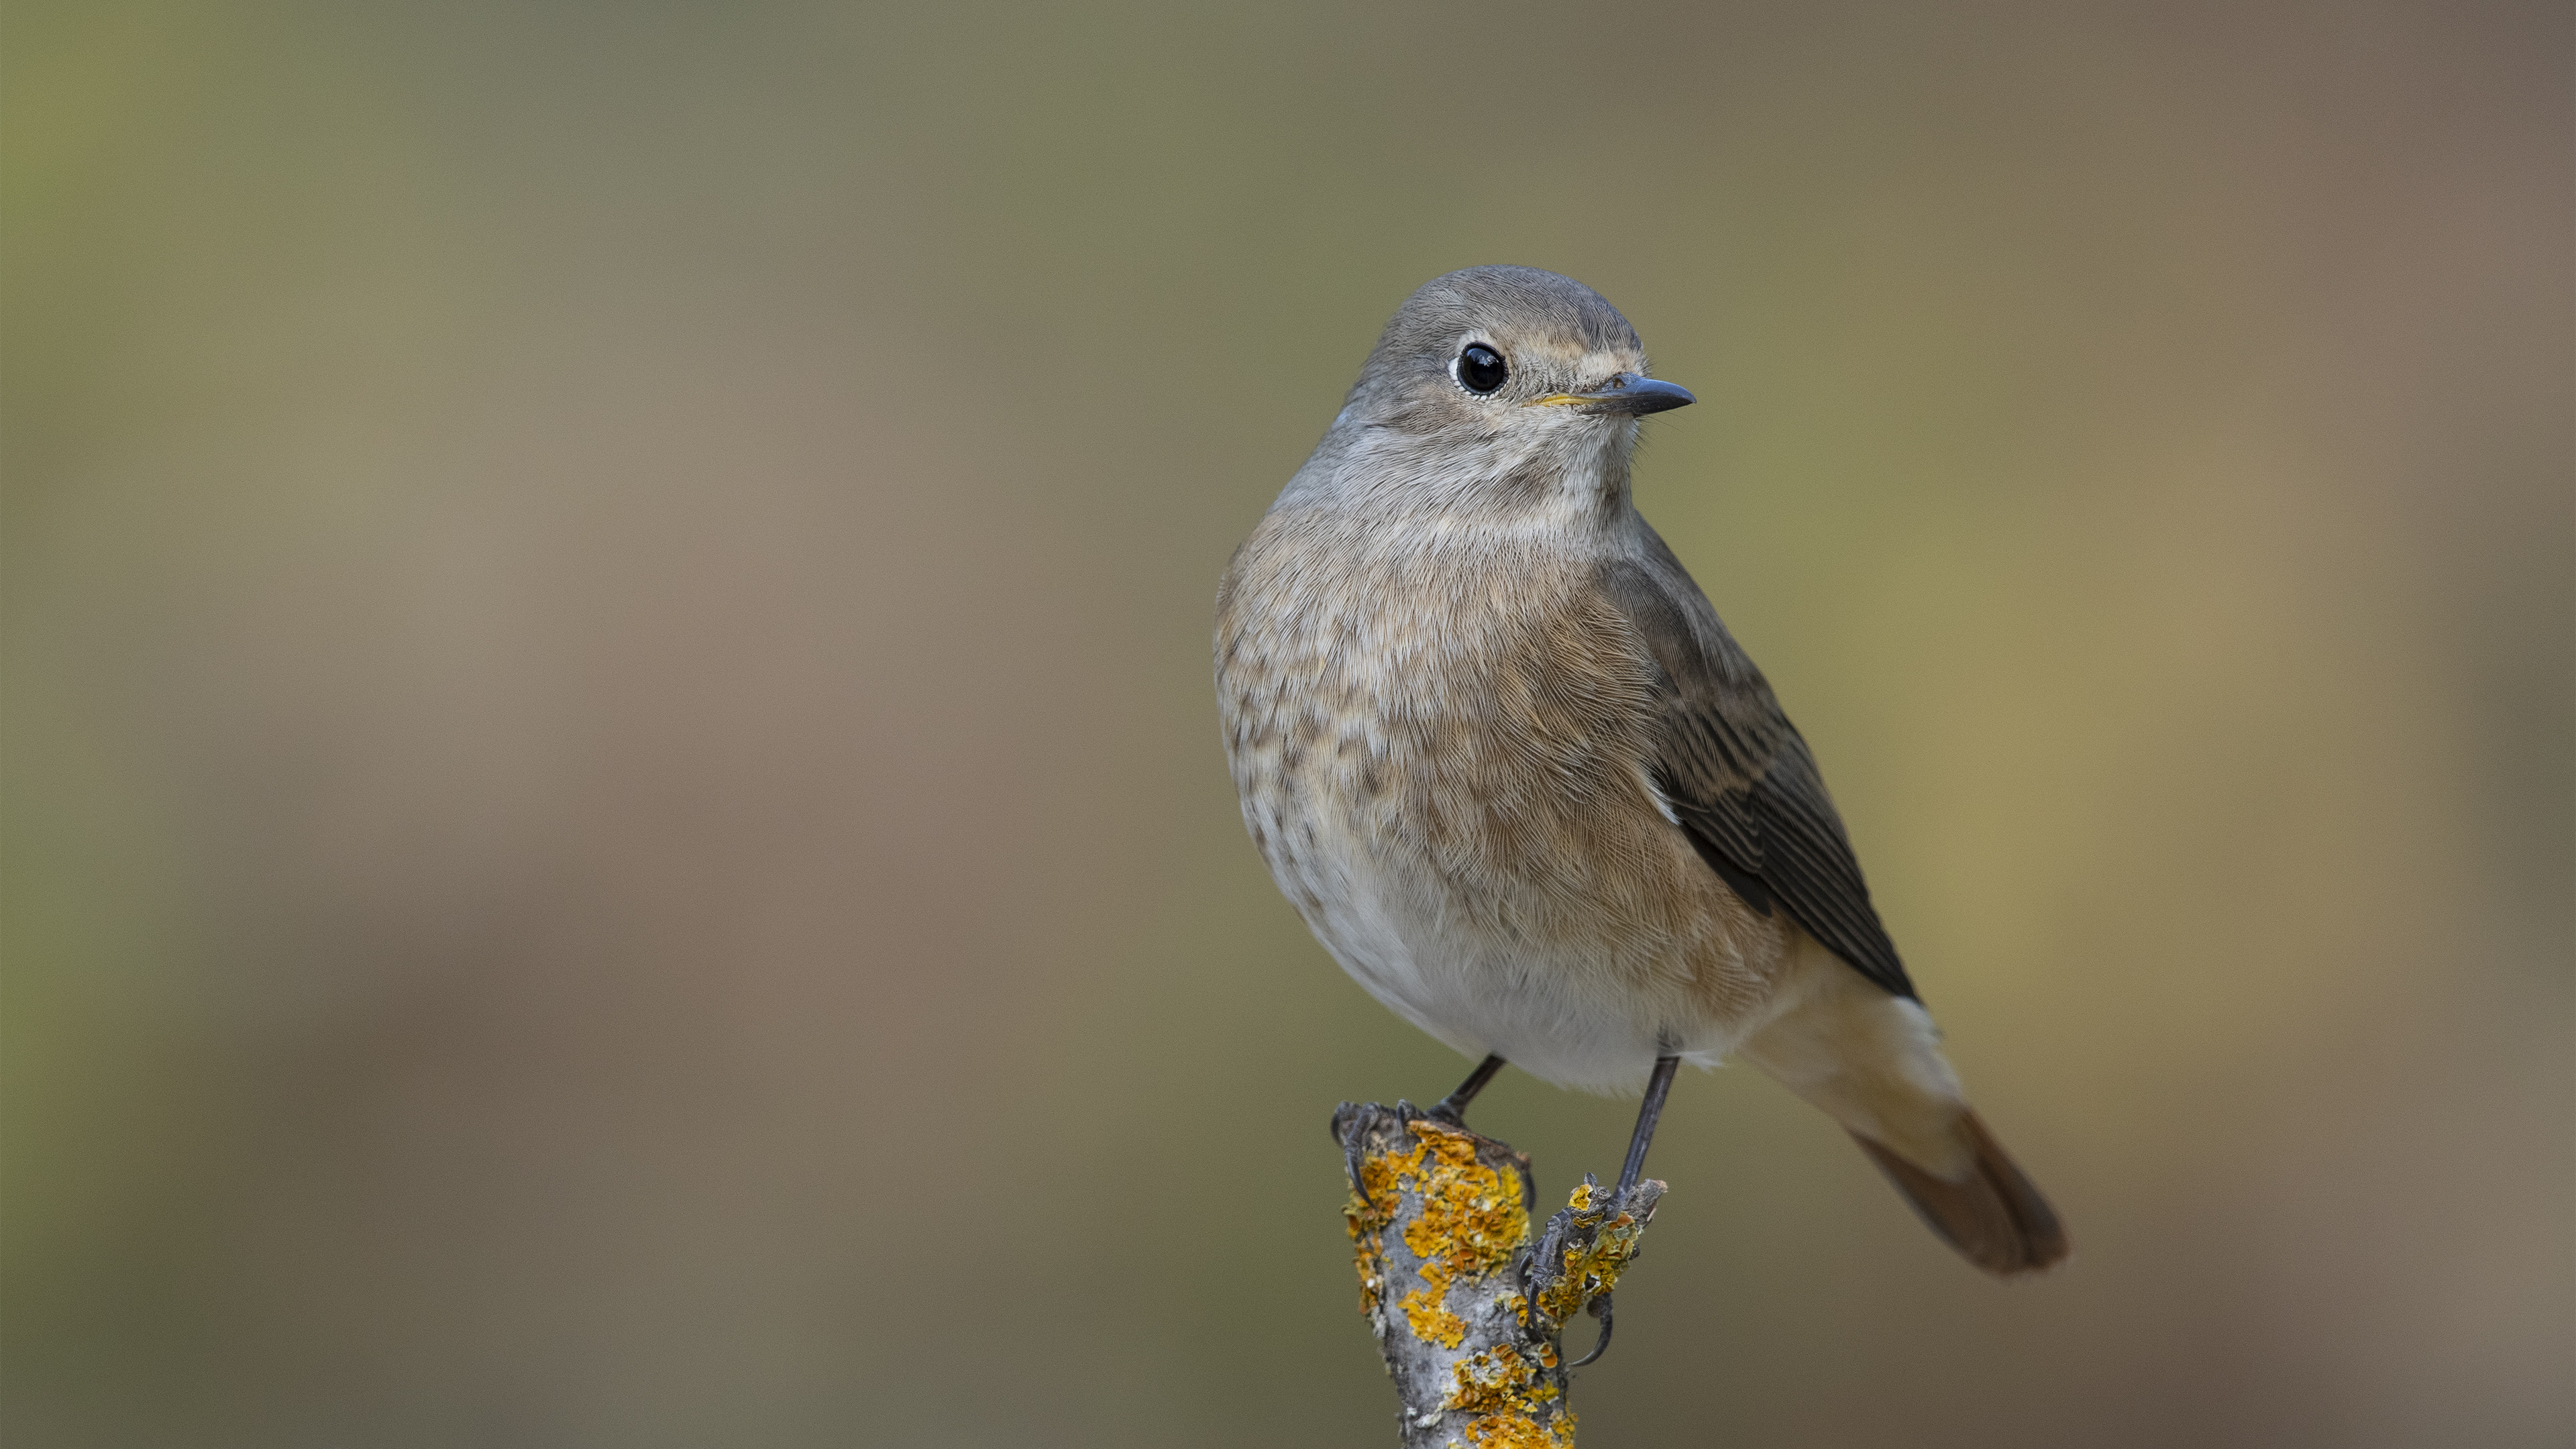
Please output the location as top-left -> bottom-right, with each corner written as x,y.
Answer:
1332,1101 -> 1430,1207
1332,1098 -> 1487,1208
1568,1293 -> 1615,1368
1528,1171 -> 1664,1376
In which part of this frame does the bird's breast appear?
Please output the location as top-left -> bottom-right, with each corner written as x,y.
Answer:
1214,509 -> 1794,1080
1217,515 -> 1690,943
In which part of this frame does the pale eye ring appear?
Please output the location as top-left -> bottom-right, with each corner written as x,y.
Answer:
1454,343 -> 1509,394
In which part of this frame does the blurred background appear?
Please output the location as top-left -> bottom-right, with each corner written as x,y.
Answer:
5,1 -> 2569,1445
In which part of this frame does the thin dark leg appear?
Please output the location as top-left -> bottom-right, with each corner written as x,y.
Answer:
1573,1053 -> 1682,1372
1614,1054 -> 1682,1196
1427,1054 -> 1506,1124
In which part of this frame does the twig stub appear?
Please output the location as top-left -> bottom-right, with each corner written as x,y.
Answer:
1335,1102 -> 1666,1448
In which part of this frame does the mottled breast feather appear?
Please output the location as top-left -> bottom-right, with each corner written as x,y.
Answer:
1597,533 -> 1919,1000
1217,508 -> 1674,915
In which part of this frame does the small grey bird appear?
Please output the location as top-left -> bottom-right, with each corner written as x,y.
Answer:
1215,266 -> 2066,1279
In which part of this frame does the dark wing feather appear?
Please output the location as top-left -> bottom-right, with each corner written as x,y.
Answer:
1599,542 -> 1919,1000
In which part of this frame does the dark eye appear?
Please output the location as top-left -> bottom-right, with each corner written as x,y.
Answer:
1456,343 -> 1508,394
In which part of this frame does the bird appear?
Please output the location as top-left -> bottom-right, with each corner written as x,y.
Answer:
1214,265 -> 2067,1289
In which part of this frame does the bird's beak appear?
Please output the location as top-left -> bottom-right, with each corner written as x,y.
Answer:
1529,372 -> 1697,416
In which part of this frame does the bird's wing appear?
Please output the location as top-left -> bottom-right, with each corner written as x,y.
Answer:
1597,537 -> 1918,1000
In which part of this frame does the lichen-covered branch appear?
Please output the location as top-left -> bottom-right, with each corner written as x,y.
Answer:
1334,1103 -> 1665,1448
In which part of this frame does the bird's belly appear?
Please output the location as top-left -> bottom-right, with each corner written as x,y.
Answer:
1228,708 -> 1788,1094
1284,830 -> 1698,1093
1217,547 -> 1794,1092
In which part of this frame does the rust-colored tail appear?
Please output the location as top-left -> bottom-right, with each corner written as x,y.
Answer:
1852,1111 -> 2068,1276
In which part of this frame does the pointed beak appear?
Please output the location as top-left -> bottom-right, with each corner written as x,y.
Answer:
1532,372 -> 1697,417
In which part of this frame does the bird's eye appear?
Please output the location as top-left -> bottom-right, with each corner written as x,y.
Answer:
1455,343 -> 1509,394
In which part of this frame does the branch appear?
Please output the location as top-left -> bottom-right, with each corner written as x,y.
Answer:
1334,1102 -> 1666,1448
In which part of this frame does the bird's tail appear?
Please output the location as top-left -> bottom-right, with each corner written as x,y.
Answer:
1737,939 -> 2068,1277
1849,1111 -> 2066,1276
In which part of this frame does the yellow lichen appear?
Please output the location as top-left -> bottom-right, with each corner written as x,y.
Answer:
1401,1287 -> 1470,1348
1344,1140 -> 1404,1316
1352,1239 -> 1388,1316
1444,1346 -> 1558,1416
1462,1409 -> 1578,1448
1397,1121 -> 1527,1287
1346,1189 -> 1393,1315
1345,1118 -> 1528,1345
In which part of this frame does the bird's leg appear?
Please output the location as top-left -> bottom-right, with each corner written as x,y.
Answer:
1425,1054 -> 1506,1126
1570,1053 -> 1682,1371
1614,1053 -> 1682,1197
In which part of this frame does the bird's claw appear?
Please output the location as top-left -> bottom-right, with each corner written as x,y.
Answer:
1332,1102 -> 1377,1207
1336,1099 -> 1453,1208
1568,1291 -> 1615,1369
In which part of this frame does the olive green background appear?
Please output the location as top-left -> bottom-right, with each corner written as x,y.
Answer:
6,3 -> 2569,1445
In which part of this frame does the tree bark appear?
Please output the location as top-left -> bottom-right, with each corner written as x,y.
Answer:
1334,1102 -> 1666,1448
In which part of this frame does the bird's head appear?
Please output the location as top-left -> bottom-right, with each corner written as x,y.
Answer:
1325,266 -> 1693,510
